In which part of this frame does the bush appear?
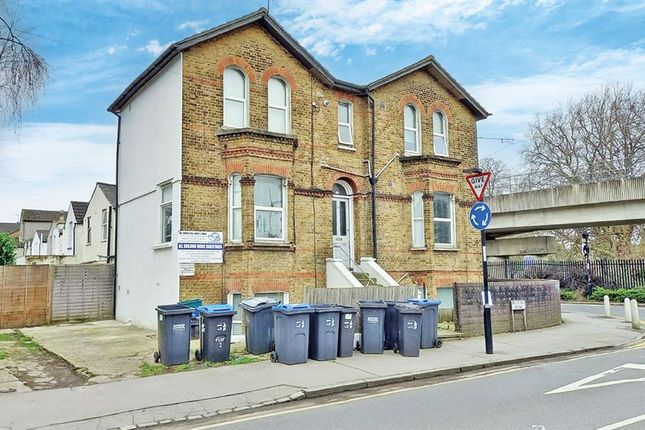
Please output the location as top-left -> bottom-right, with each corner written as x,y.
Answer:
589,287 -> 645,303
560,290 -> 576,301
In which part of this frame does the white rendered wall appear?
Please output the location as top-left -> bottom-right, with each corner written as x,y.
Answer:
82,189 -> 116,263
116,56 -> 182,329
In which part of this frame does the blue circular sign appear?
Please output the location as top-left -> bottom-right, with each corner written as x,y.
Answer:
469,202 -> 492,231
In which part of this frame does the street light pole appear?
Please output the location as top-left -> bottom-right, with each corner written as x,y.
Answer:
481,230 -> 493,354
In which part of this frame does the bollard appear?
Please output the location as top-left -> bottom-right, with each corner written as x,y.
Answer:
625,298 -> 632,323
604,295 -> 611,317
630,299 -> 641,330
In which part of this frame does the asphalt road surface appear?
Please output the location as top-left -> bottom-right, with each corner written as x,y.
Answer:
563,303 -> 634,319
182,343 -> 645,430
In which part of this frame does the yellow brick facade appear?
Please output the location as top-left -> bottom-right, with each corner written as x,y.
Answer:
178,24 -> 484,304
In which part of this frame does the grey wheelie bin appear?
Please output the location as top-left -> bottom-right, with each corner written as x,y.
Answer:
384,301 -> 406,350
394,303 -> 423,357
195,304 -> 236,363
357,300 -> 387,354
271,304 -> 315,365
240,297 -> 281,355
408,299 -> 442,348
309,304 -> 341,361
154,304 -> 193,365
337,305 -> 358,358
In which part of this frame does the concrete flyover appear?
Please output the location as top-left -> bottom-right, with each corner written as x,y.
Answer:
486,175 -> 645,238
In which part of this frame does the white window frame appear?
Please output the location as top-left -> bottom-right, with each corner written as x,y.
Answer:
86,216 -> 91,245
227,292 -> 244,340
67,220 -> 74,250
433,193 -> 456,248
411,192 -> 425,248
253,175 -> 287,242
160,183 -> 173,244
228,174 -> 242,243
404,104 -> 421,156
337,101 -> 354,146
267,77 -> 290,134
433,110 -> 449,156
254,291 -> 289,304
223,67 -> 248,129
101,209 -> 108,242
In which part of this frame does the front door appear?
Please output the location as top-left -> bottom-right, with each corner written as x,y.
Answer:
332,181 -> 353,268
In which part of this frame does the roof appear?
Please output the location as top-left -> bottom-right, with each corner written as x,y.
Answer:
70,201 -> 89,222
97,183 -> 117,207
36,230 -> 49,242
20,209 -> 65,223
0,222 -> 19,234
108,8 -> 490,120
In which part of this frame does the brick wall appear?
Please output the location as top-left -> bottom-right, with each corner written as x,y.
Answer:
454,280 -> 562,335
179,23 -> 484,303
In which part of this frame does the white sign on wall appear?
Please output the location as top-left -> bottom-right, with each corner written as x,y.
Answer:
179,263 -> 195,277
177,231 -> 223,264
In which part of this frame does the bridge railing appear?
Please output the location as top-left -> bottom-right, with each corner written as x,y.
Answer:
488,259 -> 645,290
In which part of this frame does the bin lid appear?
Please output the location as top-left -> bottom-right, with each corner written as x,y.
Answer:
240,296 -> 281,311
310,304 -> 342,313
408,299 -> 441,307
197,304 -> 236,316
395,303 -> 423,314
156,304 -> 194,315
334,304 -> 359,314
272,304 -> 315,315
357,300 -> 387,309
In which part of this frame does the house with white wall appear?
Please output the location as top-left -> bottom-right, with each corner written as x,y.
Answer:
81,183 -> 116,263
61,201 -> 89,262
16,209 -> 66,264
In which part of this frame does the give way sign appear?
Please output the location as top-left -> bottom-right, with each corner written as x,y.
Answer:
466,172 -> 491,201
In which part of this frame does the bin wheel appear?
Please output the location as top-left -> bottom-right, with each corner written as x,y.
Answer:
270,351 -> 278,363
153,351 -> 160,363
355,340 -> 361,351
435,338 -> 443,349
195,350 -> 202,361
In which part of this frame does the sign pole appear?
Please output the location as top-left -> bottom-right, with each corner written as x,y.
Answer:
481,230 -> 493,354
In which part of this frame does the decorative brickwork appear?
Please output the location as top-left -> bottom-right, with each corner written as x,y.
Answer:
214,55 -> 257,82
261,66 -> 298,92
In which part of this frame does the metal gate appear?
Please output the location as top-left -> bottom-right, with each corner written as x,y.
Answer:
51,264 -> 115,322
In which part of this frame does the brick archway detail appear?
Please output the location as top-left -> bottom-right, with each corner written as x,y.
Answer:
215,55 -> 257,82
428,100 -> 453,122
398,94 -> 426,114
326,173 -> 362,194
261,67 -> 298,92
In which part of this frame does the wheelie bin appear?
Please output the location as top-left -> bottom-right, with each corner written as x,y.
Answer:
336,305 -> 358,358
384,300 -> 406,350
357,300 -> 387,354
240,296 -> 281,354
394,303 -> 423,357
179,299 -> 203,340
154,304 -> 193,365
309,304 -> 341,361
408,299 -> 443,348
195,304 -> 236,362
271,304 -> 315,365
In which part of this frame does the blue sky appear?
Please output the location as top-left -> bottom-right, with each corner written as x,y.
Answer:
1,0 -> 644,220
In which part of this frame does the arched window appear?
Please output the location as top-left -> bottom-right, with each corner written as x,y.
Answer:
268,77 -> 290,133
433,111 -> 448,156
223,68 -> 247,128
411,192 -> 425,248
404,105 -> 420,155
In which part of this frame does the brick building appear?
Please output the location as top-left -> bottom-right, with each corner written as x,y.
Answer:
109,9 -> 490,329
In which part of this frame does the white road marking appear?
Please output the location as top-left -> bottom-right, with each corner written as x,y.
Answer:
596,414 -> 645,430
546,363 -> 645,394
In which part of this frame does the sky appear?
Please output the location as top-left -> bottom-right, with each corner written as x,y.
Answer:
1,0 -> 644,221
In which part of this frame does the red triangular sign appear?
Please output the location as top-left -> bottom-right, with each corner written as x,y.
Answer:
466,172 -> 491,201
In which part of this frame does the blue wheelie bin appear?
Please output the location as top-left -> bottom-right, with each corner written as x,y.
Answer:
195,304 -> 236,363
271,304 -> 315,365
357,300 -> 387,354
154,304 -> 193,365
408,299 -> 442,348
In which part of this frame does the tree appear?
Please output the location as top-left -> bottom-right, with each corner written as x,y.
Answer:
0,232 -> 16,265
522,84 -> 645,259
0,1 -> 48,127
479,157 -> 507,196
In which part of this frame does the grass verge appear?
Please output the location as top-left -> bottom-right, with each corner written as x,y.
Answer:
0,349 -> 6,360
139,354 -> 263,377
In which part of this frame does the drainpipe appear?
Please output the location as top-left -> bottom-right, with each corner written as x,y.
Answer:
106,206 -> 112,263
112,112 -> 121,318
367,93 -> 378,261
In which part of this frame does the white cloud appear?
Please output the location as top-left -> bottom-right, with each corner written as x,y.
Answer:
275,0 -> 498,57
177,19 -> 209,32
137,39 -> 171,56
365,47 -> 377,56
105,44 -> 126,55
0,123 -> 116,221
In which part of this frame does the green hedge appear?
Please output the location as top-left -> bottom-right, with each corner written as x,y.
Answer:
590,287 -> 645,303
560,290 -> 576,301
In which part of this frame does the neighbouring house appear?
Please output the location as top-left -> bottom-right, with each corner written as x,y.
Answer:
61,201 -> 89,262
81,182 -> 116,263
109,9 -> 489,329
47,212 -> 68,256
17,209 -> 66,264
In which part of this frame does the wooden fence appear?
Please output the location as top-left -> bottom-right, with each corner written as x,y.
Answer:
0,264 -> 114,329
488,259 -> 645,289
304,285 -> 421,307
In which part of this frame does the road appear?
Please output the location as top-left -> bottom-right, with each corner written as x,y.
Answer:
563,303 -> 632,318
178,344 -> 645,430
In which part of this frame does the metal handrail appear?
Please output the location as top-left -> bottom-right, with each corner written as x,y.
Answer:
397,272 -> 410,284
331,246 -> 375,287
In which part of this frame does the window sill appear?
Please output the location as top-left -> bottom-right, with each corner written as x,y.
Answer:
337,144 -> 356,152
152,242 -> 173,250
251,242 -> 295,252
410,246 -> 427,251
434,246 -> 458,252
399,154 -> 462,165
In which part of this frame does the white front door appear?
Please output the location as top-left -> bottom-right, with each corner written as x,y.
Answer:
332,181 -> 353,268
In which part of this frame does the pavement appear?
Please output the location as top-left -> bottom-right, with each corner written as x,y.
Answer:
0,308 -> 643,430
